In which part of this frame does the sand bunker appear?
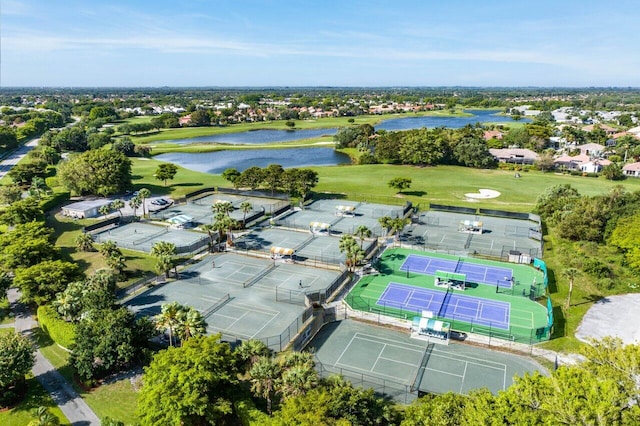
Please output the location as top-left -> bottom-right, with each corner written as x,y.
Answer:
464,189 -> 501,200
576,294 -> 640,345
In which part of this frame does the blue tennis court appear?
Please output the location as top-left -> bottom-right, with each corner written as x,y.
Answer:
400,254 -> 513,288
378,282 -> 511,330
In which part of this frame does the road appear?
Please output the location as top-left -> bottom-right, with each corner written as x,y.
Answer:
7,288 -> 101,425
0,137 -> 40,180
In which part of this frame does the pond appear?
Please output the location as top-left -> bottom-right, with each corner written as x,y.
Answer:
376,109 -> 529,131
154,147 -> 351,174
154,110 -> 526,145
156,128 -> 337,145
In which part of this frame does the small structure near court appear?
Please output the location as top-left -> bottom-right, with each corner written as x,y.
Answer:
411,311 -> 451,343
270,246 -> 295,262
309,221 -> 331,235
167,214 -> 193,229
335,205 -> 356,217
459,220 -> 484,234
61,199 -> 112,219
434,270 -> 466,291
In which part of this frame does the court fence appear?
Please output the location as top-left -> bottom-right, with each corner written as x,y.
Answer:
392,240 -> 542,263
215,304 -> 314,353
314,357 -> 417,404
343,293 -> 550,345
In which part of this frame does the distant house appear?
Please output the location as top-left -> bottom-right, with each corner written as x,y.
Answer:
576,143 -> 605,157
61,199 -> 112,219
483,130 -> 504,140
179,114 -> 192,126
489,148 -> 539,165
580,159 -> 611,173
622,162 -> 640,177
554,153 -> 590,170
583,124 -> 617,135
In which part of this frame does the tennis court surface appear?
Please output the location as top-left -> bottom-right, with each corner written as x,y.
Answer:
400,254 -> 514,288
309,320 -> 545,402
379,282 -> 511,329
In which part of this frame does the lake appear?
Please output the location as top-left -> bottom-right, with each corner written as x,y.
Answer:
155,110 -> 526,145
154,147 -> 351,174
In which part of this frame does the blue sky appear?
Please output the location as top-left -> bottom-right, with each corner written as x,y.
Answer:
2,0 -> 640,87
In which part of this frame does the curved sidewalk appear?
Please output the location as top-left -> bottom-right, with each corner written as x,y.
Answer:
7,288 -> 101,426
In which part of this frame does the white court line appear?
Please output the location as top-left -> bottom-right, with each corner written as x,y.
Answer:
232,301 -> 280,316
425,366 -> 464,379
353,332 -> 426,354
335,333 -> 359,367
460,361 -> 469,393
424,258 -> 432,274
378,356 -> 421,368
429,350 -> 508,371
370,343 -> 387,372
251,311 -> 281,338
334,362 -> 409,382
225,311 -> 250,329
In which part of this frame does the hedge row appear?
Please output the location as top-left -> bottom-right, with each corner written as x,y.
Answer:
37,305 -> 76,349
39,191 -> 70,213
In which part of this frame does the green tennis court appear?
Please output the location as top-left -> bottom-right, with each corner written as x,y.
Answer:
347,247 -> 549,343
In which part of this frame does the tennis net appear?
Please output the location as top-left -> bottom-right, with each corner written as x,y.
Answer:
202,293 -> 231,318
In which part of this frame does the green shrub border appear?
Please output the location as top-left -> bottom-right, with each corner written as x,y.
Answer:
37,305 -> 76,349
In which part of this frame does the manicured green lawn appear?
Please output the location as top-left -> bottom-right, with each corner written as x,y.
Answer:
311,164 -> 640,211
34,328 -> 139,424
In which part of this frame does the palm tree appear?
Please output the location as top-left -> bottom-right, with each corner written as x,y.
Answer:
128,196 -> 142,217
151,241 -> 177,277
278,364 -> 318,399
175,307 -> 207,343
99,204 -> 111,217
28,406 -> 60,426
75,232 -> 94,252
562,268 -> 579,310
212,200 -> 234,217
110,199 -> 125,218
52,282 -> 83,321
249,356 -> 281,415
200,223 -> 220,252
213,212 -> 238,246
378,216 -> 393,237
339,234 -> 364,271
354,225 -> 372,249
138,188 -> 151,218
236,339 -> 270,372
389,217 -> 409,240
154,301 -> 182,346
98,240 -> 119,258
240,201 -> 252,227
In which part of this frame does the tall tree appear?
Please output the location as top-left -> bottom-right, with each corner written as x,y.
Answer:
562,268 -> 579,311
249,356 -> 281,415
354,225 -> 372,249
136,335 -> 239,425
13,260 -> 81,305
138,188 -> 151,218
175,307 -> 207,343
110,199 -> 125,218
154,163 -> 178,186
0,331 -> 35,402
154,301 -> 182,347
388,177 -> 412,194
240,201 -> 253,226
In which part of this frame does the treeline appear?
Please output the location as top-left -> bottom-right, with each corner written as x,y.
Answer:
130,334 -> 640,425
535,184 -> 640,293
221,165 -> 319,199
335,124 -> 497,168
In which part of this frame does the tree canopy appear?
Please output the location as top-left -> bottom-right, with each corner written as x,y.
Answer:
57,149 -> 132,196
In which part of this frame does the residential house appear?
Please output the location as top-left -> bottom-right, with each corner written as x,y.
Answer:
483,130 -> 504,140
622,162 -> 640,177
489,148 -> 539,165
576,143 -> 605,157
580,159 -> 611,173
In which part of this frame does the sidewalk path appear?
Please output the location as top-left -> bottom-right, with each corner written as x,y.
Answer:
7,288 -> 101,426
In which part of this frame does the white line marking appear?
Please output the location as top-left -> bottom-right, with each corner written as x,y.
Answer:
371,344 -> 386,372
460,361 -> 469,393
251,312 -> 280,338
335,333 -> 359,367
353,332 -> 426,352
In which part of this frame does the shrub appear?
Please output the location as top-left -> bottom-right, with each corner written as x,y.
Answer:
39,191 -> 70,213
37,305 -> 76,349
582,258 -> 612,279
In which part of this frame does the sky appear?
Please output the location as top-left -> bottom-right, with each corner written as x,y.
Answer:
2,0 -> 640,87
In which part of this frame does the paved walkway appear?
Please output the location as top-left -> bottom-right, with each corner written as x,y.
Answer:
7,288 -> 101,426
